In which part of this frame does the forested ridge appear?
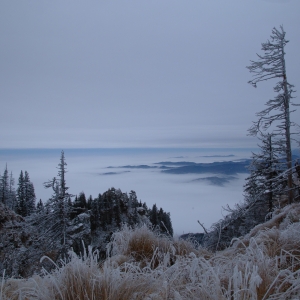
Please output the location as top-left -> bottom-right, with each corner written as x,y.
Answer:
0,151 -> 173,278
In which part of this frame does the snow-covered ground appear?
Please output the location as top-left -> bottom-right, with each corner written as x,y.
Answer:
1,202 -> 300,299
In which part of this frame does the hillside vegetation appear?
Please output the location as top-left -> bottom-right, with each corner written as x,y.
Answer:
1,202 -> 300,299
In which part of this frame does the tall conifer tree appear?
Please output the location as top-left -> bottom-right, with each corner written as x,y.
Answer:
42,150 -> 73,252
16,171 -> 26,216
247,26 -> 297,204
24,171 -> 36,215
0,165 -> 9,206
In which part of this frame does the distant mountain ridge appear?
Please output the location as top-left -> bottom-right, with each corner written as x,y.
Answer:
192,176 -> 237,186
106,159 -> 251,176
159,160 -> 251,175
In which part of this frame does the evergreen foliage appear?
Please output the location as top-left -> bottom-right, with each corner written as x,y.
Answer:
36,199 -> 44,213
39,151 -> 73,253
68,188 -> 174,236
24,171 -> 36,215
8,171 -> 17,211
0,165 -> 9,206
16,170 -> 25,215
0,154 -> 172,276
16,170 -> 36,217
244,133 -> 285,212
148,203 -> 173,236
0,166 -> 16,209
149,203 -> 158,226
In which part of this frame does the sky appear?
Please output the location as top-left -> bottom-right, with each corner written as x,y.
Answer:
1,0 -> 300,149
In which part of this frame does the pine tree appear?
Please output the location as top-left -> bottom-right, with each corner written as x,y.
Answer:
42,150 -> 73,252
162,211 -> 173,236
149,204 -> 158,227
8,171 -> 17,211
87,195 -> 93,210
16,170 -> 36,216
76,192 -> 87,208
127,191 -> 139,225
24,171 -> 36,215
0,165 -> 9,206
91,195 -> 101,231
245,133 -> 285,212
16,171 -> 26,216
36,199 -> 44,213
247,26 -> 298,204
114,196 -> 121,227
129,190 -> 138,204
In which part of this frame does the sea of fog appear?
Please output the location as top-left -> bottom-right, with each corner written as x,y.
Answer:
0,148 -> 255,235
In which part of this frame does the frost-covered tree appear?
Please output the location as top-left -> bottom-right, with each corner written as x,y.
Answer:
247,26 -> 297,204
0,165 -> 9,206
8,171 -> 17,210
91,194 -> 101,230
128,191 -> 139,225
16,171 -> 26,216
157,207 -> 173,236
74,192 -> 87,208
16,170 -> 36,217
245,133 -> 285,212
24,171 -> 36,215
87,195 -> 93,209
36,199 -> 44,213
0,167 -> 17,210
149,204 -> 158,227
205,133 -> 291,251
42,151 -> 73,252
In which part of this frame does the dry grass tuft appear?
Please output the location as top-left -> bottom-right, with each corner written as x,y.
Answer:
109,225 -> 199,269
2,204 -> 300,299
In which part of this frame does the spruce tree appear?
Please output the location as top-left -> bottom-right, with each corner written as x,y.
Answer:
8,171 -> 17,211
114,196 -> 121,227
149,204 -> 158,227
87,195 -> 93,210
91,195 -> 101,230
245,133 -> 284,212
24,171 -> 36,215
16,171 -> 26,216
36,199 -> 44,213
77,192 -> 87,208
16,170 -> 36,216
0,165 -> 9,206
42,150 -> 73,252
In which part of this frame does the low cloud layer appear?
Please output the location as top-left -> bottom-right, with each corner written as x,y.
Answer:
1,0 -> 299,149
0,148 -> 251,234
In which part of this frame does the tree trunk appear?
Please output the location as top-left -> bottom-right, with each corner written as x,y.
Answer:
282,44 -> 293,204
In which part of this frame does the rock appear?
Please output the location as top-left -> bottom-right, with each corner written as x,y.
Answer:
68,212 -> 92,254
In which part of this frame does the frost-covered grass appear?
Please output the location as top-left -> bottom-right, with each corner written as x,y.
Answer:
1,204 -> 300,299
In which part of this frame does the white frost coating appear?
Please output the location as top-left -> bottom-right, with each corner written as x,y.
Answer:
247,26 -> 298,205
1,204 -> 300,299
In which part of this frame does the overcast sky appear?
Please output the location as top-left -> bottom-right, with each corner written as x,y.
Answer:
1,0 -> 300,149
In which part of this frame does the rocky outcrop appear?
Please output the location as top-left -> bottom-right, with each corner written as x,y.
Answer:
67,212 -> 92,254
0,203 -> 24,229
0,203 -> 38,277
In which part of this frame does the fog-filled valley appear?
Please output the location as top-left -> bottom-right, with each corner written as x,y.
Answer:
0,148 -> 252,234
